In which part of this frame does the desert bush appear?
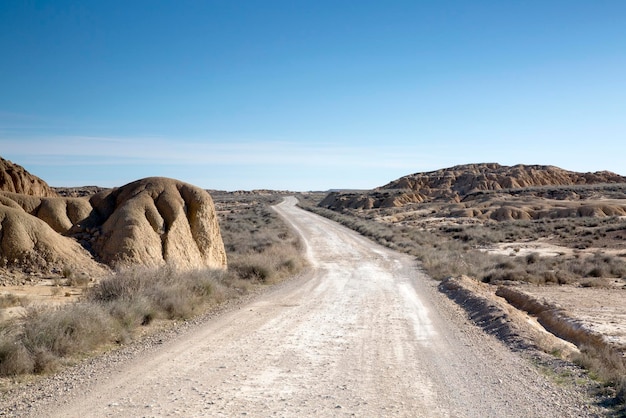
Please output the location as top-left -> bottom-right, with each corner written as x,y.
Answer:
525,252 -> 539,264
0,328 -> 34,376
66,273 -> 90,287
105,296 -> 156,330
22,304 -> 115,359
574,343 -> 626,403
88,266 -> 227,322
0,193 -> 306,379
0,293 -> 27,308
0,303 -> 117,376
617,376 -> 626,405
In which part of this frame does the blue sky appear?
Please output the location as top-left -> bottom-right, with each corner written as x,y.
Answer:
1,1 -> 625,190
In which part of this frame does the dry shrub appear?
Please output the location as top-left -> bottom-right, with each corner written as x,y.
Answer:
88,268 -> 148,302
22,304 -> 115,359
575,344 -> 626,383
229,245 -> 303,284
106,297 -> 157,330
88,266 -> 226,321
66,273 -> 90,287
575,344 -> 626,408
0,328 -> 34,376
617,376 -> 626,405
0,293 -> 27,308
0,303 -> 116,376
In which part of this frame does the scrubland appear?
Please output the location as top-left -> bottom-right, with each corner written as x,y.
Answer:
298,192 -> 626,411
0,192 -> 304,381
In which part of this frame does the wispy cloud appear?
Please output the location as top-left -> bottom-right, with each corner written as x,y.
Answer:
0,136 -> 428,170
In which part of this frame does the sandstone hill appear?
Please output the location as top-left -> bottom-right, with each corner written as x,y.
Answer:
0,158 -> 226,280
319,163 -> 626,220
383,163 -> 626,199
0,157 -> 58,197
83,177 -> 227,270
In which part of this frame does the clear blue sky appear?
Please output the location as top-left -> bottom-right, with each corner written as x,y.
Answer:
1,1 -> 625,190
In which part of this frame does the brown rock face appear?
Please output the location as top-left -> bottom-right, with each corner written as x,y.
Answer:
0,157 -> 58,197
88,177 -> 227,270
0,204 -> 107,276
0,172 -> 227,275
0,192 -> 93,233
320,163 -> 626,211
382,163 -> 626,201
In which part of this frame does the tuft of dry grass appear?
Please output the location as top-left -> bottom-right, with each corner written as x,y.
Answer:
0,303 -> 115,375
87,266 -> 227,323
0,293 -> 27,309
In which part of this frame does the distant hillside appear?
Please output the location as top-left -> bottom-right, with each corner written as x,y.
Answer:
383,163 -> 626,197
320,163 -> 626,210
0,157 -> 58,197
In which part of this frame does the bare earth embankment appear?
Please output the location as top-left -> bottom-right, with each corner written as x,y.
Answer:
1,197 -> 604,417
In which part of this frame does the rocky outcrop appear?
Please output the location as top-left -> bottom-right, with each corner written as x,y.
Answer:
0,192 -> 93,233
86,177 -> 227,270
383,163 -> 626,202
0,174 -> 227,276
0,203 -> 107,277
320,163 -> 626,211
0,157 -> 58,197
448,201 -> 626,221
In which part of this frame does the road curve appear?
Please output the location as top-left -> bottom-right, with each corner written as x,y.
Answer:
16,197 -> 598,417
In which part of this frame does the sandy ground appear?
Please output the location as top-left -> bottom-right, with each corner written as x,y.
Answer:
515,283 -> 626,349
482,241 -> 626,351
0,281 -> 83,321
485,240 -> 626,258
2,197 -> 603,417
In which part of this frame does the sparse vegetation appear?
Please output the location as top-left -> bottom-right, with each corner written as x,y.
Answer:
299,197 -> 626,287
298,192 -> 626,409
0,192 -> 305,378
0,294 -> 27,309
216,192 -> 305,284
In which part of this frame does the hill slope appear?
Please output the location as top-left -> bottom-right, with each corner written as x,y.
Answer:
0,157 -> 227,280
0,157 -> 58,197
319,163 -> 626,217
383,163 -> 626,201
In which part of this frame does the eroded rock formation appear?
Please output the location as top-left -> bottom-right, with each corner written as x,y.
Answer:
86,177 -> 227,270
0,157 -> 227,276
0,157 -> 58,197
320,163 -> 626,213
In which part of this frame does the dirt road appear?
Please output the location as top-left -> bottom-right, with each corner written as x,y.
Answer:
8,197 -> 600,417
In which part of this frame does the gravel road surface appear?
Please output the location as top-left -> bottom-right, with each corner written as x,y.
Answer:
2,197 -> 601,417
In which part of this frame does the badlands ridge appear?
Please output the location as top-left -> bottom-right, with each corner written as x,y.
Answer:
0,157 -> 226,281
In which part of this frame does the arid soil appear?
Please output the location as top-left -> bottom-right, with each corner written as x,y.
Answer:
317,164 -> 626,379
474,242 -> 624,352
1,197 -> 604,417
